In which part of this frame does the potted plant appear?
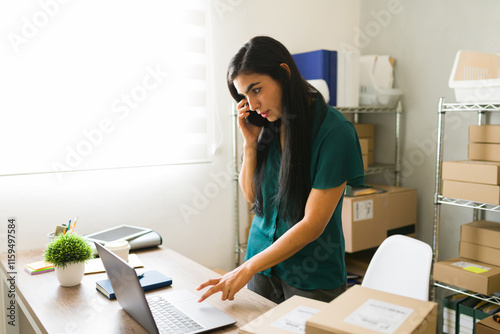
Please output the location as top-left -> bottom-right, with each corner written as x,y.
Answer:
44,233 -> 94,287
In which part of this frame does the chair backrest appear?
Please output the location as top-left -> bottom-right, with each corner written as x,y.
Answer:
360,234 -> 432,301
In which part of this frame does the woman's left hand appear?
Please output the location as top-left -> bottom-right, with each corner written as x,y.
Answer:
196,263 -> 254,302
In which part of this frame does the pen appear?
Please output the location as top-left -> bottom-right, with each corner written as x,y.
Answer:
66,220 -> 72,234
137,273 -> 145,279
70,217 -> 78,233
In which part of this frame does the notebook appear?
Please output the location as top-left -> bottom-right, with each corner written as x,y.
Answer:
95,242 -> 236,334
96,269 -> 172,299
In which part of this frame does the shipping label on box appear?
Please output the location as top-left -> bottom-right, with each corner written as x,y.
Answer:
353,199 -> 373,221
343,299 -> 414,333
306,285 -> 437,334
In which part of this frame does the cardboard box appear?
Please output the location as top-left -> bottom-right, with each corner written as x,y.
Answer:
461,220 -> 500,249
359,138 -> 369,169
367,137 -> 375,151
433,257 -> 500,295
442,180 -> 500,205
342,185 -> 417,253
460,241 -> 500,267
359,138 -> 369,154
354,124 -> 375,166
442,160 -> 500,185
306,285 -> 437,334
460,221 -> 500,267
469,143 -> 500,162
476,314 -> 500,334
353,123 -> 375,138
238,295 -> 327,334
470,125 -> 500,143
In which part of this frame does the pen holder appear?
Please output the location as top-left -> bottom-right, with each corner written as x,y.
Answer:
105,240 -> 130,262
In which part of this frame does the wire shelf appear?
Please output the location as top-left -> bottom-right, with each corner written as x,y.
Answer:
436,195 -> 500,213
365,164 -> 396,176
441,102 -> 500,112
434,282 -> 500,305
337,106 -> 399,114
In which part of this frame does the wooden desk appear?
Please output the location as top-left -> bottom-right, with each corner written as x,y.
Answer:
0,246 -> 276,334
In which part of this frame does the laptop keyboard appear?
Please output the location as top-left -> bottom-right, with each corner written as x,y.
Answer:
147,295 -> 204,334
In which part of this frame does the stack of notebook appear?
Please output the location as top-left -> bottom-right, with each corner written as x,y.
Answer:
96,269 -> 172,300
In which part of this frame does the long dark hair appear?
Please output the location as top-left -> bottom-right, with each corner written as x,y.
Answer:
227,36 -> 325,224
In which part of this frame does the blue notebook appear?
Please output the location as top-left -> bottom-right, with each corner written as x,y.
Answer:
96,269 -> 172,300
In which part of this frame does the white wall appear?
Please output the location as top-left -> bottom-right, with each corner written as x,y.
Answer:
358,0 -> 500,260
0,0 -> 360,272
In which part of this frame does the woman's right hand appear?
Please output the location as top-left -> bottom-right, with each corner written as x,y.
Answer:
237,99 -> 262,146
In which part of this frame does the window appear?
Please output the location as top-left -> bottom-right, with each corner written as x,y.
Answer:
0,0 -> 212,176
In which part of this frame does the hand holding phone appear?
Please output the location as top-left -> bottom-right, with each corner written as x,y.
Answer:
237,97 -> 268,127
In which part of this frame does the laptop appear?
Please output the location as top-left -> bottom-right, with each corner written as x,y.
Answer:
95,242 -> 236,334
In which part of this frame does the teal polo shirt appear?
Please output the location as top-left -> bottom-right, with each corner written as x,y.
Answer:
245,99 -> 365,290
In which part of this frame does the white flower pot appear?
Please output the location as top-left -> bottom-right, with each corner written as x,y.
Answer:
55,262 -> 85,287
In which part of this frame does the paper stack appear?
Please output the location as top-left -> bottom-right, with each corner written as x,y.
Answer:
25,261 -> 54,275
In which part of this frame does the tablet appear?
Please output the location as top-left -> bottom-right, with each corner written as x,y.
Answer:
84,225 -> 152,244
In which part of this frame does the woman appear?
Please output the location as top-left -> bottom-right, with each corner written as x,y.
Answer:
197,36 -> 364,303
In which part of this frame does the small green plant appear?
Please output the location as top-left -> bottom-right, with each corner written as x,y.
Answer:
44,233 -> 94,269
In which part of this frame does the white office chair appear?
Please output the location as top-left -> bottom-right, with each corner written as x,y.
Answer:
361,234 -> 433,301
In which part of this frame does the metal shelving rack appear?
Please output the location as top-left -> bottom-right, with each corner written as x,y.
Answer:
337,100 -> 403,186
432,97 -> 500,303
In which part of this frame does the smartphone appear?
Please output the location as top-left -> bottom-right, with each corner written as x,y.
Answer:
245,109 -> 269,127
237,95 -> 269,127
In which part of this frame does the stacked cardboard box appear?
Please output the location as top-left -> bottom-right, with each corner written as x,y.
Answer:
443,126 -> 500,204
469,125 -> 500,161
434,220 -> 500,295
460,221 -> 500,267
354,123 -> 375,167
238,286 -> 437,334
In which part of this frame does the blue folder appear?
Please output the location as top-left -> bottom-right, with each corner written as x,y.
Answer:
292,50 -> 338,106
